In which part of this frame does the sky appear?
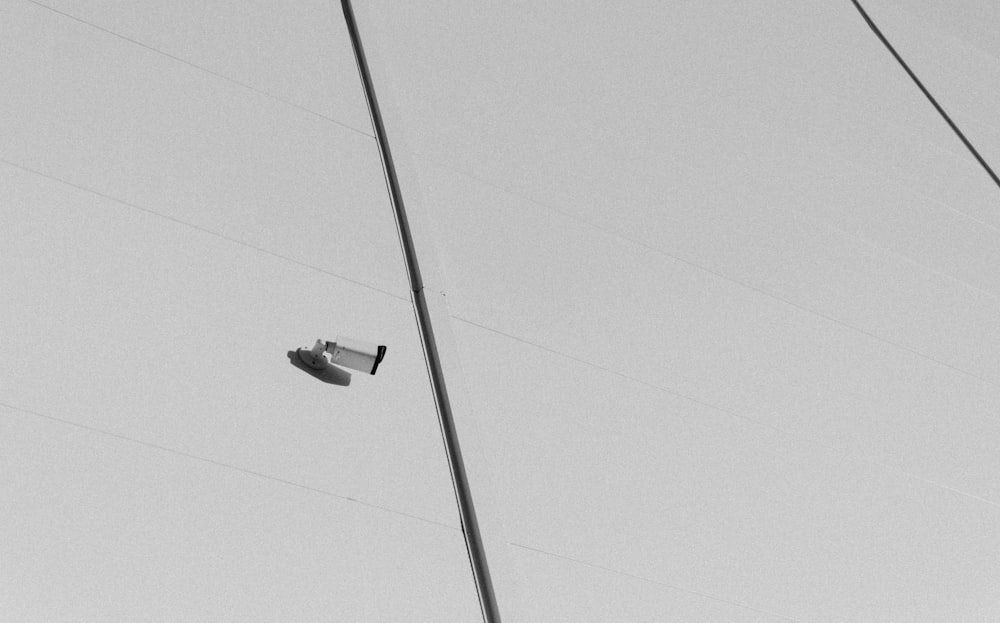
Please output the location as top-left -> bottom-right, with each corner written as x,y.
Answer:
3,0 -> 1000,621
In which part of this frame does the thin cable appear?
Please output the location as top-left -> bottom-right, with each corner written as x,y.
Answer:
0,158 -> 408,303
509,543 -> 810,623
451,316 -> 1000,512
23,0 -> 373,139
0,401 -> 458,531
850,0 -> 1000,191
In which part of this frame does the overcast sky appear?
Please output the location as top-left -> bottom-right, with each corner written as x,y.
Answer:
3,0 -> 1000,621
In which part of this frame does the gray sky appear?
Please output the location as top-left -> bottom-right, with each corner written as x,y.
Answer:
3,0 -> 1000,621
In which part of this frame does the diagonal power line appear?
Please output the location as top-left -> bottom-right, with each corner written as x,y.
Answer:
850,0 -> 1000,191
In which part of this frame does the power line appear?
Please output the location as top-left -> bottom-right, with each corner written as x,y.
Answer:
850,0 -> 1000,191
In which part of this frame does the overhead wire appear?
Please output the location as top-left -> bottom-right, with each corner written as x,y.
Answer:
23,0 -> 373,139
849,0 -> 1000,191
0,400 -> 459,531
0,158 -> 408,303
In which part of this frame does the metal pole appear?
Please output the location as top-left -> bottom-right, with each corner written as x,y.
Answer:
338,2 -> 503,622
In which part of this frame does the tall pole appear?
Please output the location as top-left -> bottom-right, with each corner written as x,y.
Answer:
339,2 -> 503,622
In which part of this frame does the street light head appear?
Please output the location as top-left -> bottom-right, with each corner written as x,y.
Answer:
288,336 -> 387,385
